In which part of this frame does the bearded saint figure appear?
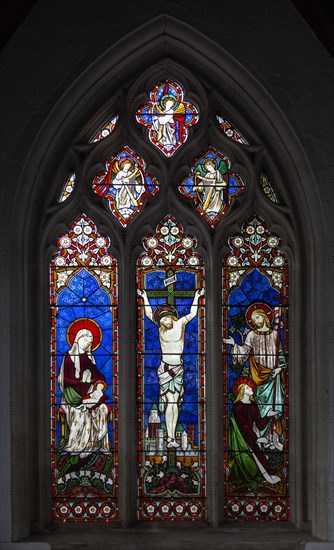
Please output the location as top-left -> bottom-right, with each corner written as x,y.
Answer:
224,303 -> 287,450
137,288 -> 204,449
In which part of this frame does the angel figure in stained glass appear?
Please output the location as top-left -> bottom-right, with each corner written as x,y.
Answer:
137,287 -> 204,449
136,80 -> 198,156
110,157 -> 145,217
151,90 -> 185,152
193,158 -> 228,219
93,155 -> 146,221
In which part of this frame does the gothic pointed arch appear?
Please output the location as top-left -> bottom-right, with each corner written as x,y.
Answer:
6,12 -> 330,546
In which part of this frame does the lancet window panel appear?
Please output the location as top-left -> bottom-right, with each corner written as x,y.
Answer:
137,216 -> 206,520
89,115 -> 118,143
59,172 -> 76,203
222,216 -> 289,521
50,214 -> 118,522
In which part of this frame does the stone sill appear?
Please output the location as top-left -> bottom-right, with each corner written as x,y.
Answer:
20,523 -> 325,550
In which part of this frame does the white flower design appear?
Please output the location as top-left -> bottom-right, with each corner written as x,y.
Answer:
147,238 -> 158,249
227,256 -> 239,267
101,255 -> 112,266
141,256 -> 153,266
59,236 -> 71,248
182,237 -> 193,249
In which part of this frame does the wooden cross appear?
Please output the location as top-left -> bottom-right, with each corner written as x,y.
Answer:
145,267 -> 196,469
145,268 -> 195,306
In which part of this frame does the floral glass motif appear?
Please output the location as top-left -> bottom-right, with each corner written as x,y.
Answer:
50,214 -> 118,522
217,115 -> 248,145
223,215 -> 289,520
92,146 -> 159,227
261,171 -> 279,204
137,216 -> 206,520
179,146 -> 245,227
89,115 -> 118,143
136,80 -> 199,157
59,173 -> 76,202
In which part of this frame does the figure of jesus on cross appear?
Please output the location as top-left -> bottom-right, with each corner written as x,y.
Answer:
137,285 -> 204,449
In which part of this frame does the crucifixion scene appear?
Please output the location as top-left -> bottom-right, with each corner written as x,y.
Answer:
137,216 -> 206,518
137,287 -> 204,450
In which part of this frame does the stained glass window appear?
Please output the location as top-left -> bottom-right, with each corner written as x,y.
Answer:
90,115 -> 118,143
136,80 -> 199,157
50,72 -> 290,526
179,146 -> 245,227
92,146 -> 159,227
59,172 -> 76,203
137,216 -> 206,520
217,115 -> 248,145
223,216 -> 288,520
50,214 -> 118,522
261,171 -> 279,203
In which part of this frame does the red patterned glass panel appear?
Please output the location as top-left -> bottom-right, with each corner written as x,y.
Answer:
92,146 -> 158,227
217,115 -> 248,145
179,146 -> 245,227
136,80 -> 199,157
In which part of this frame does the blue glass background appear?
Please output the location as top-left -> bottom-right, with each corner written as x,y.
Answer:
139,106 -> 195,127
142,269 -> 201,446
226,268 -> 285,406
182,173 -> 241,198
54,269 -> 115,445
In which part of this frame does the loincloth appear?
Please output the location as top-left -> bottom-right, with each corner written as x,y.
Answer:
157,361 -> 184,414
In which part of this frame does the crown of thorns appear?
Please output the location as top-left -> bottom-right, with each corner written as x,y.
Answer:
153,305 -> 178,325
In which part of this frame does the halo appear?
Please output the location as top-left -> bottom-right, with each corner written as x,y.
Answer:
67,318 -> 102,351
232,377 -> 257,396
153,305 -> 178,325
246,302 -> 273,328
202,157 -> 218,169
118,156 -> 134,169
161,94 -> 177,108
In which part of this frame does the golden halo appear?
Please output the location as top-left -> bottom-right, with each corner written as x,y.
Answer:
66,318 -> 102,351
246,302 -> 273,329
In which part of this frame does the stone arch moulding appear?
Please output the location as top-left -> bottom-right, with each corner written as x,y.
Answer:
10,13 -> 329,545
